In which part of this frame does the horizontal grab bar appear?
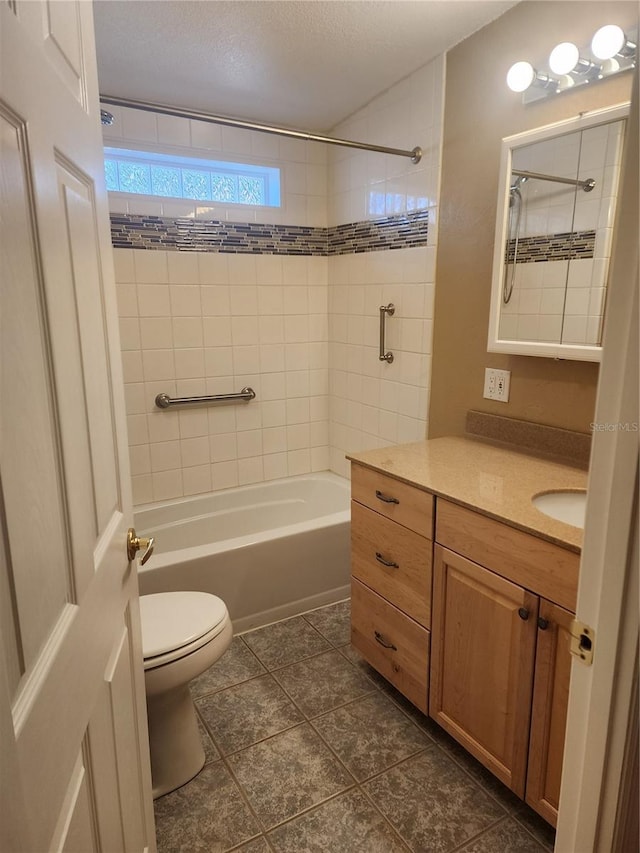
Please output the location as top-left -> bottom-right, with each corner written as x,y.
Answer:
155,387 -> 256,409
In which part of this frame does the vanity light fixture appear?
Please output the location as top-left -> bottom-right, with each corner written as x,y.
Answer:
506,61 -> 555,94
548,42 -> 597,77
548,42 -> 580,74
507,24 -> 636,103
591,25 -> 636,60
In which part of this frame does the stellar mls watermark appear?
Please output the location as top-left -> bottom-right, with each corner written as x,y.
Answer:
590,422 -> 639,432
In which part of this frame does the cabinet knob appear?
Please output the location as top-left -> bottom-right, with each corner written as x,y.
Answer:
518,607 -> 530,621
375,490 -> 399,505
537,617 -> 549,630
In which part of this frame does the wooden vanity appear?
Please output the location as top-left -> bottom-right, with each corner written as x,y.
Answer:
348,437 -> 587,827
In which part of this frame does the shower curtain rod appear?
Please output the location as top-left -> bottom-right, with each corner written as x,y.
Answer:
512,168 -> 595,192
99,94 -> 423,163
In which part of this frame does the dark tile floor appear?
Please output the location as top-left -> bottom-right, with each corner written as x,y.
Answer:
154,600 -> 556,853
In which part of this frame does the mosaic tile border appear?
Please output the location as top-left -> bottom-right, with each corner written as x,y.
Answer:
109,210 -> 429,256
506,230 -> 595,264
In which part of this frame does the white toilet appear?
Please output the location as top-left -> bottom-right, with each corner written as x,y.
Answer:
139,591 -> 232,798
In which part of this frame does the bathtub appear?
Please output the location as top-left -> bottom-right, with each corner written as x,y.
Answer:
135,472 -> 351,632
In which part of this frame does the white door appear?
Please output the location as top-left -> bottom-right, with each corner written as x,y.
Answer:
0,2 -> 156,850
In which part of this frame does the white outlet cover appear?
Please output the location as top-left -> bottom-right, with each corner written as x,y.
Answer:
483,367 -> 511,402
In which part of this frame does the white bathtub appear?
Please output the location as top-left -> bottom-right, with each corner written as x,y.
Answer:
135,472 -> 351,633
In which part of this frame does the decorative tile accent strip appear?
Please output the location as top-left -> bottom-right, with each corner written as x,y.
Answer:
109,210 -> 429,256
327,210 -> 429,255
506,230 -> 595,264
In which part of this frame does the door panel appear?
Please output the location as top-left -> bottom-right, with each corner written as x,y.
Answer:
0,2 -> 155,850
0,104 -> 71,673
526,599 -> 574,826
14,0 -> 86,107
430,545 -> 538,797
51,753 -> 98,853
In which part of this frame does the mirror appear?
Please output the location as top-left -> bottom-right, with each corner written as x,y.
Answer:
488,103 -> 628,361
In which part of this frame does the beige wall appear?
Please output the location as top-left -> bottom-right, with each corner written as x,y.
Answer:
429,1 -> 635,438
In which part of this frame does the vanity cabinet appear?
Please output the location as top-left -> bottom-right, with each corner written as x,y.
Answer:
431,499 -> 578,826
350,463 -> 433,713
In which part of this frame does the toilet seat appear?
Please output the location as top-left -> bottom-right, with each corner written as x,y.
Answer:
140,592 -> 229,671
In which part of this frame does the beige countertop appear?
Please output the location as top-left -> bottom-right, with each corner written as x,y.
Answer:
347,436 -> 587,552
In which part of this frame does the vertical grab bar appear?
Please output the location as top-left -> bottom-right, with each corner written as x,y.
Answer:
379,303 -> 395,363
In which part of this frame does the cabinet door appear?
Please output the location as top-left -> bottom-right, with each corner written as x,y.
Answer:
526,600 -> 574,826
430,546 -> 538,797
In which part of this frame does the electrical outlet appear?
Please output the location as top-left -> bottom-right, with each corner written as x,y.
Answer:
483,368 -> 511,402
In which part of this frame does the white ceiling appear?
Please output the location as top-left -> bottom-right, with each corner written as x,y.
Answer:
94,1 -> 517,131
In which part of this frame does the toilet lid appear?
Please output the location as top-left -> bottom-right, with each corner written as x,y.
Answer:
140,592 -> 228,659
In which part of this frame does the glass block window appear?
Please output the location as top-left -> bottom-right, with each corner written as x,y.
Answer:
104,147 -> 280,208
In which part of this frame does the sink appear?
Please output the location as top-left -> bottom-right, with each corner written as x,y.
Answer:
532,490 -> 587,528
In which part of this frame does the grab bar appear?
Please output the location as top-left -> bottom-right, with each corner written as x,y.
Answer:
155,387 -> 256,409
379,303 -> 395,363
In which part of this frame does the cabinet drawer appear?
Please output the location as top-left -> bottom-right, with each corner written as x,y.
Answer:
351,577 -> 430,713
351,463 -> 434,538
436,499 -> 579,611
351,501 -> 432,628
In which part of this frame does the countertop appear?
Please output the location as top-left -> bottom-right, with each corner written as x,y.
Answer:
347,436 -> 587,552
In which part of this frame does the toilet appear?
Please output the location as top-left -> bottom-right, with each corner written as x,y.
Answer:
139,591 -> 232,798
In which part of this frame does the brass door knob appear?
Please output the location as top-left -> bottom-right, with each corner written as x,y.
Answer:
127,528 -> 154,565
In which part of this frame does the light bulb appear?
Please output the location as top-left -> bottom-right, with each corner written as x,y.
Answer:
591,25 -> 626,59
599,57 -> 621,77
549,42 -> 580,74
506,61 -> 536,92
556,74 -> 576,92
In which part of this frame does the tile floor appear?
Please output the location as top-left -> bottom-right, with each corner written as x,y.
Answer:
154,600 -> 557,853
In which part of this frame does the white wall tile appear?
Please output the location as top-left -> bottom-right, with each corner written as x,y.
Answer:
150,440 -> 181,473
105,106 -> 328,229
183,464 -> 212,496
152,469 -> 183,501
134,250 -> 168,284
140,318 -> 173,349
121,108 -> 158,143
263,452 -> 288,480
157,114 -> 191,147
238,455 -> 264,485
170,285 -> 201,316
112,54 -> 444,503
211,460 -> 239,490
138,285 -> 171,316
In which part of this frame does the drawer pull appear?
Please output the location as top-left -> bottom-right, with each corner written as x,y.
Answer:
518,607 -> 530,621
375,489 -> 399,504
374,630 -> 398,651
375,552 -> 399,569
537,617 -> 549,630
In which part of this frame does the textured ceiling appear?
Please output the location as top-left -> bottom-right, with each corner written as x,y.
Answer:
94,0 -> 517,131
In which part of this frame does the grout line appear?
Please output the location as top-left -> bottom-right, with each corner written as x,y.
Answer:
189,634 -> 268,700
357,783 -> 415,853
262,783 -> 360,836
270,665 -> 378,719
193,668 -> 274,703
308,704 -> 434,786
447,815 -> 511,853
510,810 -> 556,852
213,735 -> 275,842
224,833 -> 273,853
235,597 -> 349,639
